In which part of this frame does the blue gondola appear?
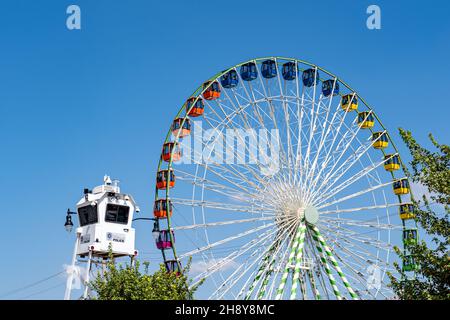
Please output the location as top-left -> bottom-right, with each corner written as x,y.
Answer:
220,70 -> 239,89
240,62 -> 258,81
261,59 -> 277,78
282,62 -> 297,81
322,79 -> 339,97
302,68 -> 319,87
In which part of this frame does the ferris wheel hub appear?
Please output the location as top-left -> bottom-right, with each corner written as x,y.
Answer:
304,206 -> 319,225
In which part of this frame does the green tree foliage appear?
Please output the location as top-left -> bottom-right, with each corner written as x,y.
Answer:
89,250 -> 202,300
388,129 -> 449,300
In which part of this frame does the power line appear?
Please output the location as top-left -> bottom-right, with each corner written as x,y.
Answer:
0,270 -> 64,298
20,282 -> 65,300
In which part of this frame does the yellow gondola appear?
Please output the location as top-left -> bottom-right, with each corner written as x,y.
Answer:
341,94 -> 358,112
393,178 -> 410,195
399,202 -> 415,220
384,154 -> 400,171
357,111 -> 374,129
372,132 -> 388,149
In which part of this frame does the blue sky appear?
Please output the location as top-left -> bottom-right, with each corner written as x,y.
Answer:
0,0 -> 448,299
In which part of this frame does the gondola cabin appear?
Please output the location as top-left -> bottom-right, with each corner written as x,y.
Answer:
384,154 -> 400,171
240,62 -> 258,81
165,259 -> 182,275
202,81 -> 221,100
393,178 -> 410,195
403,228 -> 418,247
372,132 -> 388,149
357,111 -> 374,129
172,118 -> 191,138
282,62 -> 297,81
399,202 -> 415,220
156,229 -> 175,250
156,169 -> 175,190
261,59 -> 277,79
322,79 -> 339,97
186,97 -> 204,117
162,142 -> 181,162
302,68 -> 319,87
220,70 -> 239,89
75,176 -> 138,258
341,94 -> 358,112
402,255 -> 418,272
153,199 -> 173,218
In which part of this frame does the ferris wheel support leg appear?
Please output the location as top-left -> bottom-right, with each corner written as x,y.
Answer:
64,231 -> 81,300
275,224 -> 305,300
308,269 -> 321,300
256,259 -> 275,300
289,224 -> 307,300
82,250 -> 93,300
309,225 -> 358,300
245,246 -> 275,300
308,226 -> 343,300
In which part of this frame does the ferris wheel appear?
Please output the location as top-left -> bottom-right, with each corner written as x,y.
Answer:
152,57 -> 418,300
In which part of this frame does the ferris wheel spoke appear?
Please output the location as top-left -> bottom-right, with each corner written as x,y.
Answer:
313,156 -> 389,207
306,229 -> 343,299
321,244 -> 381,299
310,130 -> 387,202
320,238 -> 394,299
172,216 -> 274,231
318,221 -> 393,251
316,180 -> 394,210
171,198 -> 277,216
320,217 -> 401,231
319,202 -> 402,215
201,163 -> 263,194
200,112 -> 269,186
175,169 -> 258,199
210,244 -> 268,300
304,118 -> 359,202
245,219 -> 298,299
179,222 -> 276,260
304,95 -> 353,196
218,219 -> 296,300
301,78 -> 338,192
308,226 -> 359,299
190,225 -> 279,287
302,69 -> 322,189
319,225 -> 394,270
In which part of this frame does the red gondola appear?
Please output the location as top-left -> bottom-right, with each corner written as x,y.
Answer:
172,118 -> 191,138
156,169 -> 175,190
153,199 -> 173,218
186,97 -> 204,117
202,81 -> 221,100
162,142 -> 181,162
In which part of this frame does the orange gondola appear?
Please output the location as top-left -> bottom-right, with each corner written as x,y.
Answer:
162,142 -> 181,162
202,81 -> 221,100
153,199 -> 173,218
186,97 -> 204,117
172,118 -> 191,138
156,169 -> 175,190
